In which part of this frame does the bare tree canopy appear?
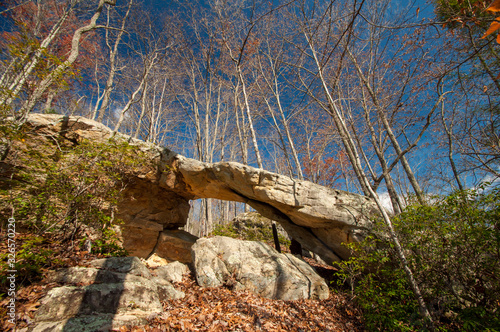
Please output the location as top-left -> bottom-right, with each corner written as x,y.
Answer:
1,0 -> 499,329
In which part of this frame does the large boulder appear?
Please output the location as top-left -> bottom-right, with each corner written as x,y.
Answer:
30,257 -> 184,332
192,236 -> 329,301
155,261 -> 190,283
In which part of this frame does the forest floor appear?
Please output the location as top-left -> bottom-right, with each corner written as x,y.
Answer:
0,232 -> 365,332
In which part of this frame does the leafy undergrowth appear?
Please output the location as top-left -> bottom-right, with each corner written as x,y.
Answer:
0,231 -> 364,332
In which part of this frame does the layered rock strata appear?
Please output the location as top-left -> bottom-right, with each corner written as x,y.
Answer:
159,151 -> 378,262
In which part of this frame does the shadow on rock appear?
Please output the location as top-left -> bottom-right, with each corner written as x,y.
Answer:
30,257 -> 166,332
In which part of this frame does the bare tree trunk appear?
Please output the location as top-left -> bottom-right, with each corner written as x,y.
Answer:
203,77 -> 213,229
263,97 -> 293,177
237,67 -> 263,169
361,102 -> 403,214
91,61 -> 105,118
96,0 -> 133,121
347,48 -> 425,204
0,5 -> 72,109
148,78 -> 166,144
204,198 -> 212,236
440,98 -> 464,191
234,83 -> 249,165
303,25 -> 434,328
18,0 -> 117,122
359,162 -> 435,327
220,19 -> 263,169
276,95 -> 303,180
257,48 -> 303,179
113,53 -> 157,134
145,81 -> 158,142
44,92 -> 55,114
304,32 -> 371,196
134,81 -> 148,139
113,81 -> 144,134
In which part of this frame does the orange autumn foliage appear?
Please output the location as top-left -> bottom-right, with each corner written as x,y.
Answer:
482,0 -> 500,42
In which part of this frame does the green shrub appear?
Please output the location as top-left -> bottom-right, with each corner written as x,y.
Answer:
2,133 -> 152,236
0,235 -> 63,295
211,223 -> 240,238
211,220 -> 291,247
334,238 -> 421,331
82,228 -> 128,257
0,131 -> 154,294
334,186 -> 500,331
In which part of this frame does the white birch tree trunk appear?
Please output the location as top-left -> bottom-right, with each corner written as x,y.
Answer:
17,0 -> 117,123
95,0 -> 133,121
0,5 -> 72,109
237,67 -> 263,169
302,21 -> 435,329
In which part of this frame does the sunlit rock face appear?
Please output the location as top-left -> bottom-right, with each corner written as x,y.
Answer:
22,114 -> 378,264
192,236 -> 330,300
160,152 -> 378,263
117,179 -> 191,258
19,114 -> 192,261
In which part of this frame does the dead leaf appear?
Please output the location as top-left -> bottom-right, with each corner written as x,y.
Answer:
23,302 -> 41,312
482,18 -> 500,38
487,0 -> 500,12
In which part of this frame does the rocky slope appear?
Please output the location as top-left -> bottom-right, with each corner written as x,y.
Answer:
19,236 -> 360,331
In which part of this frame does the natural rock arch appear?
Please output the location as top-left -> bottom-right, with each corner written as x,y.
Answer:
23,114 -> 379,265
158,150 -> 378,263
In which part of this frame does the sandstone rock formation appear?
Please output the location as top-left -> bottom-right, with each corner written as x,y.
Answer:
29,246 -> 329,331
16,114 -> 193,262
19,114 -> 379,264
30,257 -> 185,332
117,180 -> 190,258
160,151 -> 379,263
192,236 -> 330,301
153,230 -> 198,264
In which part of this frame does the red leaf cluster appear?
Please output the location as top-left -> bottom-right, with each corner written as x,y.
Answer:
1,0 -> 102,81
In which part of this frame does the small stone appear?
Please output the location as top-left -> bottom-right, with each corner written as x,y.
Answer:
144,253 -> 169,269
155,261 -> 190,283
